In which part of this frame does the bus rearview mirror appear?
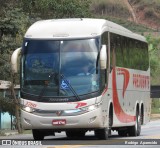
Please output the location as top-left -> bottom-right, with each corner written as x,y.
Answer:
11,47 -> 21,73
100,45 -> 107,69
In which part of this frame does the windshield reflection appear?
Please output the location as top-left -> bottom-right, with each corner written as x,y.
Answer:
21,38 -> 100,99
60,39 -> 99,96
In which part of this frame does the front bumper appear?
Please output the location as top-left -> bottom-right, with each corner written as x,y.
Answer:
21,108 -> 104,130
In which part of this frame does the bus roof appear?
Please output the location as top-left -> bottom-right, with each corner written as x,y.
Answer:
25,18 -> 146,42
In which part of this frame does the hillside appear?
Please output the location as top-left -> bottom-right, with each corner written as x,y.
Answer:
91,0 -> 160,85
90,0 -> 160,32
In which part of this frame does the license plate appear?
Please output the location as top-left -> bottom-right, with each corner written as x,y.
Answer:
52,119 -> 66,125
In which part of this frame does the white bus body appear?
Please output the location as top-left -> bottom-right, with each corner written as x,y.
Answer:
11,18 -> 151,140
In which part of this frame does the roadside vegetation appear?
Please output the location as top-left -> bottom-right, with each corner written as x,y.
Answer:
129,0 -> 160,30
91,0 -> 130,19
152,99 -> 160,114
0,131 -> 5,136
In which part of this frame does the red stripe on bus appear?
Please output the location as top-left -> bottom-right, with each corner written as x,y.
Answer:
102,86 -> 108,96
117,68 -> 130,98
68,102 -> 87,108
75,102 -> 87,108
112,67 -> 136,123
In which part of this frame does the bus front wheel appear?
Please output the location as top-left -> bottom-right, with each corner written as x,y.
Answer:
95,128 -> 108,140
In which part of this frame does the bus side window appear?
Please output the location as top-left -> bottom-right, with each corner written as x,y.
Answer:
110,33 -> 116,69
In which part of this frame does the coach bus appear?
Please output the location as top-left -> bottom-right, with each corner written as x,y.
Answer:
11,18 -> 151,140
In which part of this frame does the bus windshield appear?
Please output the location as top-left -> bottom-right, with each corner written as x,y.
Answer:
21,38 -> 100,101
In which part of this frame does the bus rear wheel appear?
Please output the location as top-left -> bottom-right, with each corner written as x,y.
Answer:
95,128 -> 108,140
32,129 -> 45,140
128,111 -> 141,136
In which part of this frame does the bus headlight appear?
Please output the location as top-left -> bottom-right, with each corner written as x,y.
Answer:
22,106 -> 35,113
21,102 -> 102,115
87,105 -> 97,111
63,103 -> 101,116
81,102 -> 101,112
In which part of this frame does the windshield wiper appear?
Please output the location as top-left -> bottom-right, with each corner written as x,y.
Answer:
60,74 -> 81,101
37,72 -> 80,101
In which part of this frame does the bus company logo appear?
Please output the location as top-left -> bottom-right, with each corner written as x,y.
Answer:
133,74 -> 150,89
56,111 -> 62,116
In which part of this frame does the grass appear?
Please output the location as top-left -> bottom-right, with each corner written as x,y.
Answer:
130,0 -> 160,23
151,107 -> 160,114
91,0 -> 130,18
151,99 -> 160,114
138,0 -> 160,6
90,0 -> 156,33
0,130 -> 5,136
22,130 -> 32,134
91,0 -> 160,31
128,0 -> 160,7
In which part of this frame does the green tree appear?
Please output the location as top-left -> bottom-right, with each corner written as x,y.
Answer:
21,0 -> 91,19
0,7 -> 29,79
0,94 -> 15,115
146,34 -> 160,114
146,34 -> 160,81
0,7 -> 29,133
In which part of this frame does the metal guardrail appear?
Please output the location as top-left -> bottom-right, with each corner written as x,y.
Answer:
151,85 -> 160,98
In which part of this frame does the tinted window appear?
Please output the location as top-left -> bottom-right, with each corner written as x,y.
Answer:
110,33 -> 149,70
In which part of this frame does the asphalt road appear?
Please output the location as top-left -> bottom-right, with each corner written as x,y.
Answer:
0,119 -> 160,147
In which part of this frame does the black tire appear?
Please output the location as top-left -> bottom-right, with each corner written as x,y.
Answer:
108,106 -> 113,136
95,128 -> 108,140
32,129 -> 44,140
66,131 -> 85,138
140,107 -> 144,125
128,111 -> 141,136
